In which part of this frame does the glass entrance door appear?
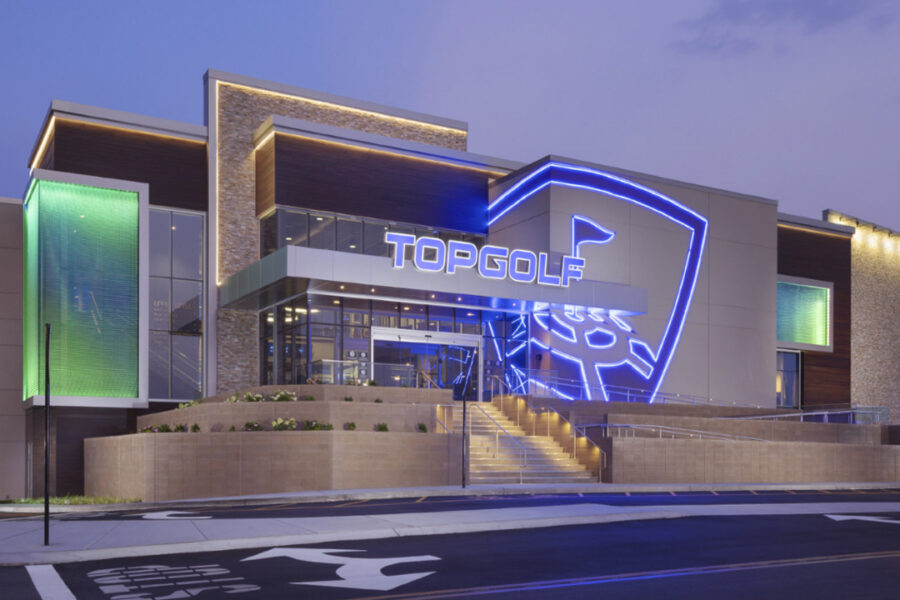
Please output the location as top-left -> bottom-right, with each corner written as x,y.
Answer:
370,328 -> 481,401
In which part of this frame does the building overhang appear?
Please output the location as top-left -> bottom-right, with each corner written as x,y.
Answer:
219,245 -> 647,314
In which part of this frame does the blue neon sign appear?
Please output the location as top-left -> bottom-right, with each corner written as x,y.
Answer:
490,161 -> 708,404
385,232 -> 586,287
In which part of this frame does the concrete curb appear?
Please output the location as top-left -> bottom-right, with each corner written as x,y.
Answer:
2,482 -> 897,515
0,510 -> 682,566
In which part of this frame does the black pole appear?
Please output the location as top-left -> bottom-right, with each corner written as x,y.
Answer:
461,394 -> 467,488
43,323 -> 50,546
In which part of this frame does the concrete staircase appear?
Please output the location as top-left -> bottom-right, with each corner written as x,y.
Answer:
453,402 -> 595,484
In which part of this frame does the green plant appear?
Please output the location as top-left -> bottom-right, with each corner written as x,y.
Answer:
229,425 -> 236,432
271,390 -> 297,402
173,423 -> 188,432
272,417 -> 297,431
374,398 -> 383,403
366,379 -> 378,386
345,421 -> 356,431
243,421 -> 263,432
177,400 -> 201,409
417,423 -> 427,433
243,392 -> 264,403
301,395 -> 316,402
157,424 -> 172,433
344,396 -> 353,402
302,420 -> 334,431
225,394 -> 239,403
375,422 -> 389,432
190,424 -> 200,432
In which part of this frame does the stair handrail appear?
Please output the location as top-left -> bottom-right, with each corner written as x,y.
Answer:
579,423 -> 770,442
726,408 -> 887,425
525,400 -> 606,482
469,402 -> 528,483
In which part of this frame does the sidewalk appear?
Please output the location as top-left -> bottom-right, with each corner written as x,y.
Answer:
2,482 -> 898,567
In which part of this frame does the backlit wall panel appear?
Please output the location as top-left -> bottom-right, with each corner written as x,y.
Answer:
23,179 -> 139,399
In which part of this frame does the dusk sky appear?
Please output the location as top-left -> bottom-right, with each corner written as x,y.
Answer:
2,0 -> 898,229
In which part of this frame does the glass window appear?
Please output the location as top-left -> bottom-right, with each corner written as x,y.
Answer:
337,219 -> 362,253
171,279 -> 202,333
776,351 -> 801,408
149,277 -> 170,331
149,210 -> 171,277
482,311 -> 505,338
400,303 -> 427,330
149,331 -> 170,398
372,300 -> 399,328
308,295 -> 338,324
428,305 -> 453,332
364,222 -> 390,256
308,214 -> 335,249
342,297 -> 370,326
260,311 -> 275,386
281,210 -> 309,247
171,212 -> 203,280
171,334 -> 202,399
455,308 -> 480,334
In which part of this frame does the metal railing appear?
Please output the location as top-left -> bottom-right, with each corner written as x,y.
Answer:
468,403 -> 528,484
728,407 -> 889,425
490,380 -> 606,482
580,423 -> 769,442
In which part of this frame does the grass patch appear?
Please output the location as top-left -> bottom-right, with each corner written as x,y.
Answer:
1,495 -> 140,505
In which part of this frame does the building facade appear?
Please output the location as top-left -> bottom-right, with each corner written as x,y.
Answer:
1,70 -> 895,498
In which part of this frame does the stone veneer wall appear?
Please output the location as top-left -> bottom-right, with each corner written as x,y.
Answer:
214,82 -> 467,393
86,432 -> 462,501
849,227 -> 900,423
0,200 -> 24,499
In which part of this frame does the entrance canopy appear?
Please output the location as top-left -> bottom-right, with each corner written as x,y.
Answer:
219,245 -> 647,314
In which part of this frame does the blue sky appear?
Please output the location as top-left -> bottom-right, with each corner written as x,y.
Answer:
2,0 -> 898,229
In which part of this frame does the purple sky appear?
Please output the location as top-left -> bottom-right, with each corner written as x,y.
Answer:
2,0 -> 898,229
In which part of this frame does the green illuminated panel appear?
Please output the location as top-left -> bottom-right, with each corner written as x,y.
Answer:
776,281 -> 830,348
23,179 -> 139,399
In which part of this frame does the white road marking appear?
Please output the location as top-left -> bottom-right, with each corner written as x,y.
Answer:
25,565 -> 76,600
242,547 -> 440,591
138,511 -> 211,520
826,514 -> 900,525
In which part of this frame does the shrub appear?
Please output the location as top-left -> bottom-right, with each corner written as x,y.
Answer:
345,422 -> 356,431
272,417 -> 297,431
374,398 -> 383,404
243,421 -> 263,432
417,423 -> 427,433
173,424 -> 188,432
375,423 -> 389,432
243,393 -> 264,403
271,390 -> 297,402
302,420 -> 334,431
190,424 -> 200,433
157,424 -> 172,433
301,395 -> 316,402
229,425 -> 236,432
139,425 -> 159,433
344,396 -> 353,402
177,400 -> 201,409
225,395 -> 239,404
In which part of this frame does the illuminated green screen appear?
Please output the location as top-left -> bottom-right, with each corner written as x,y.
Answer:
24,179 -> 139,399
776,281 -> 830,348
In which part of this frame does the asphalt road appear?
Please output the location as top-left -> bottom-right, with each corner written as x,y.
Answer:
4,491 -> 900,599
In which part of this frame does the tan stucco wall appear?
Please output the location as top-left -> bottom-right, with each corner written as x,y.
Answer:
611,437 -> 900,483
212,81 -> 467,393
85,431 -> 462,501
847,226 -> 900,423
0,200 -> 24,499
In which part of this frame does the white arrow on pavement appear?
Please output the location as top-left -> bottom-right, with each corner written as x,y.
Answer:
242,547 -> 440,591
825,514 -> 900,525
137,511 -> 211,520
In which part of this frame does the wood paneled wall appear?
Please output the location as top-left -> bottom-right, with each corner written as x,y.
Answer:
46,120 -> 207,211
261,133 -> 490,233
777,226 -> 851,408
